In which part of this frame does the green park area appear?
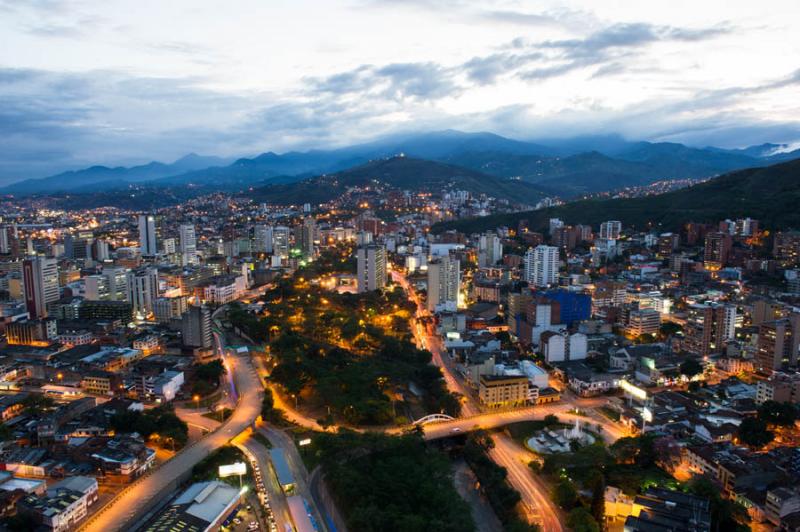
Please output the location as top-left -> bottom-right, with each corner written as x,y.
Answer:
228,254 -> 460,426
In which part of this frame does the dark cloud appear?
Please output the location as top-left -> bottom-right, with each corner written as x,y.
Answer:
310,62 -> 459,101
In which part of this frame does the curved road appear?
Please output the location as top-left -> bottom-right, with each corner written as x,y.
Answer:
81,351 -> 263,532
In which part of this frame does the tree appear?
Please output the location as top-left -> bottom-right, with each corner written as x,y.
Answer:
590,476 -> 606,527
737,417 -> 774,448
757,400 -> 798,426
553,479 -> 578,510
195,359 -> 226,383
658,322 -> 682,340
680,358 -> 703,378
567,507 -> 600,532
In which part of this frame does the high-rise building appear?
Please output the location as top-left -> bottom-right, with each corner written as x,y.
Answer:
427,254 -> 460,312
524,245 -> 559,288
301,217 -> 317,258
253,225 -> 273,254
599,220 -> 622,240
126,267 -> 159,318
138,215 -> 158,256
162,238 -> 176,255
703,232 -> 732,269
84,275 -> 109,301
478,232 -> 503,268
181,304 -> 213,349
755,314 -> 800,373
22,257 -> 59,319
102,267 -> 130,301
685,303 -> 737,356
0,226 -> 9,255
356,245 -> 387,293
272,226 -> 290,259
178,224 -> 197,264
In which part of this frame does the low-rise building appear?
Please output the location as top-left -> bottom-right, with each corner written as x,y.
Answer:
478,374 -> 529,408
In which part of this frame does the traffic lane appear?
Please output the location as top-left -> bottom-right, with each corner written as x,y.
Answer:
237,434 -> 291,532
490,434 -> 564,532
81,354 -> 262,532
422,403 -> 626,443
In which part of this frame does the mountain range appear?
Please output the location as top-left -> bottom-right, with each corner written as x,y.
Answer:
249,156 -> 549,206
433,157 -> 800,235
5,130 -> 799,197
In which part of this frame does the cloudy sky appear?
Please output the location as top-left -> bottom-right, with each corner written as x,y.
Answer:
1,0 -> 799,183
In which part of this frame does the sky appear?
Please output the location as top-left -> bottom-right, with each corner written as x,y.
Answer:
1,0 -> 799,183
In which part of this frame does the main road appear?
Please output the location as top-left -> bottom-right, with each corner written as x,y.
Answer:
80,331 -> 263,531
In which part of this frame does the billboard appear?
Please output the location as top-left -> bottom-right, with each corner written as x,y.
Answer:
219,462 -> 247,478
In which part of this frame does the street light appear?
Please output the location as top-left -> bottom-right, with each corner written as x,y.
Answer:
193,395 -> 200,410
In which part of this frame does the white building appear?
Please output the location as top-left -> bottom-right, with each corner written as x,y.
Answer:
427,254 -> 460,312
478,232 -> 503,268
272,226 -> 290,259
179,224 -> 197,264
254,224 -> 273,254
600,220 -> 622,240
22,257 -> 60,319
524,245 -> 559,288
127,267 -> 159,318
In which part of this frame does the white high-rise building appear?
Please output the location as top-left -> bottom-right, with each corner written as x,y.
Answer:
254,225 -> 273,254
599,220 -> 622,240
178,224 -> 197,264
103,267 -> 130,301
524,245 -> 559,288
272,226 -> 290,259
138,215 -> 157,256
478,232 -> 503,268
0,226 -> 9,254
162,238 -> 176,255
427,254 -> 460,312
127,267 -> 159,318
356,245 -> 387,293
22,257 -> 59,319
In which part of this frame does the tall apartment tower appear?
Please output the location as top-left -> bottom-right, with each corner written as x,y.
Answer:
599,220 -> 622,240
126,267 -> 159,318
755,314 -> 800,373
181,304 -> 213,349
524,245 -> 559,288
301,217 -> 317,258
22,257 -> 59,319
685,303 -> 737,356
478,232 -> 503,268
704,232 -> 733,269
179,224 -> 197,263
138,215 -> 158,256
272,226 -> 291,259
427,254 -> 460,312
356,245 -> 387,293
254,225 -> 273,254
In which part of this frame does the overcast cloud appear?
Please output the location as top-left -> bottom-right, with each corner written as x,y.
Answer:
0,0 -> 798,183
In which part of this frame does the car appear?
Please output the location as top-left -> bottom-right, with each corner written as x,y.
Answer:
451,427 -> 461,432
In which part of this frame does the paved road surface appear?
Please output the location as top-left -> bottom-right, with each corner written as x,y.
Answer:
80,352 -> 263,532
490,433 -> 565,532
235,431 -> 292,532
422,400 -> 626,442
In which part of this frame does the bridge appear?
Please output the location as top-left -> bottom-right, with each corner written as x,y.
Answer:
412,413 -> 456,425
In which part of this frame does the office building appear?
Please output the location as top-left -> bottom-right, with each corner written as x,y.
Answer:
138,215 -> 157,256
356,244 -> 387,293
524,245 -> 559,288
22,257 -> 59,319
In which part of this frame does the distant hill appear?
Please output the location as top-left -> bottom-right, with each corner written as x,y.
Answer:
6,129 -> 794,198
2,153 -> 231,195
250,156 -> 550,205
433,157 -> 800,235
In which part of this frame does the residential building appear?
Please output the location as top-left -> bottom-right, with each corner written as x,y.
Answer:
427,254 -> 460,312
138,214 -> 157,256
356,244 -> 387,293
479,375 -> 529,408
524,245 -> 559,288
22,257 -> 59,319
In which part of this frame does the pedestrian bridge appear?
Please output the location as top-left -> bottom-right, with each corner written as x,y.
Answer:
413,413 -> 456,425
